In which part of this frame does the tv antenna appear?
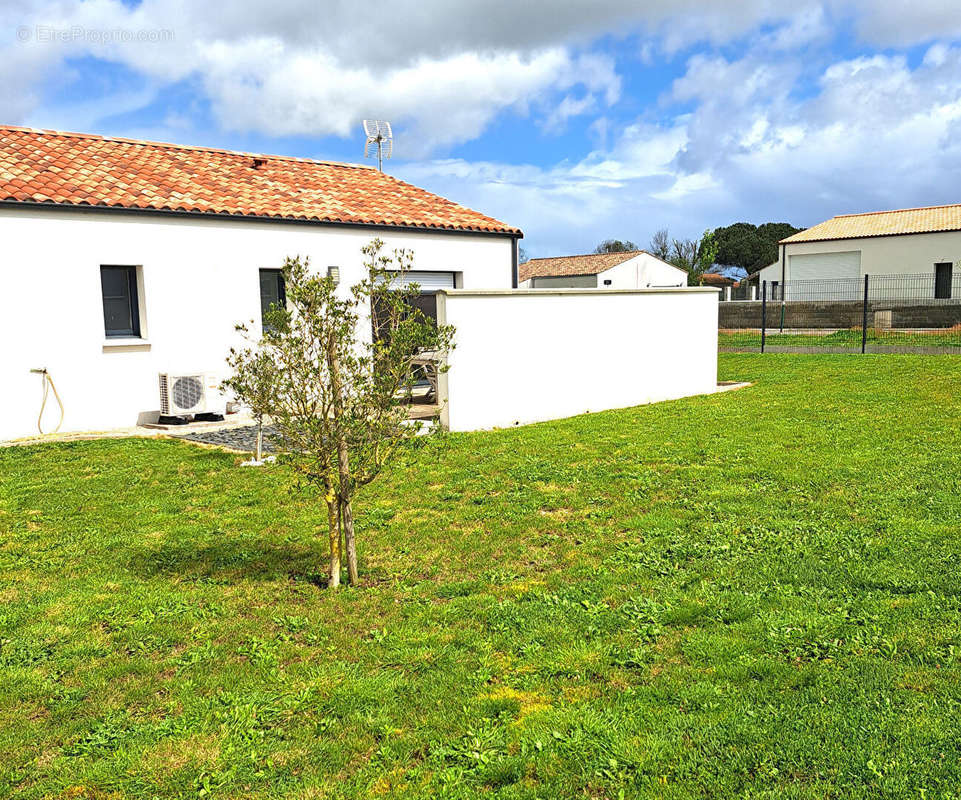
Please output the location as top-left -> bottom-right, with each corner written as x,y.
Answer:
363,120 -> 392,171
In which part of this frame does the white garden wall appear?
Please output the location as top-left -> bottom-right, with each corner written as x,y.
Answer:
436,288 -> 718,432
0,207 -> 514,442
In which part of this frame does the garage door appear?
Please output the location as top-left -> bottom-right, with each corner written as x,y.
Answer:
386,271 -> 456,291
788,251 -> 861,300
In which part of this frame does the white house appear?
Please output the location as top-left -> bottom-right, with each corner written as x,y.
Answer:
0,126 -> 521,441
757,204 -> 961,300
1,126 -> 726,442
518,250 -> 687,289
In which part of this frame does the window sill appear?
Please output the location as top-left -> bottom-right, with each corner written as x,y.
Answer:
103,337 -> 151,351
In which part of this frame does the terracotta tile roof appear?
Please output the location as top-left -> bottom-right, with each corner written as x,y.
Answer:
782,203 -> 961,244
519,250 -> 654,282
700,272 -> 737,286
0,125 -> 520,235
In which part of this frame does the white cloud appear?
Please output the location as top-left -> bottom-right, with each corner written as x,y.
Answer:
4,0 -> 961,257
842,0 -> 961,46
651,171 -> 718,201
397,42 -> 961,256
0,0 -> 817,149
198,46 -> 620,155
543,94 -> 599,132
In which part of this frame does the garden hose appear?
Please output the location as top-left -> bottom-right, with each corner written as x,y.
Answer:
30,368 -> 64,435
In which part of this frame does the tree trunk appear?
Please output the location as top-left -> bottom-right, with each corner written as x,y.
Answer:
326,487 -> 341,588
255,418 -> 264,462
325,328 -> 359,584
340,497 -> 359,584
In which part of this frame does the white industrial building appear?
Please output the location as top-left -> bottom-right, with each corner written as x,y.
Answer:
756,204 -> 961,300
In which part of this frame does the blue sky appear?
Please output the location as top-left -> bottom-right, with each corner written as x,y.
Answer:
5,1 -> 961,257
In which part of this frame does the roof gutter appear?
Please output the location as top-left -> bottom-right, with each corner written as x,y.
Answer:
0,199 -> 524,240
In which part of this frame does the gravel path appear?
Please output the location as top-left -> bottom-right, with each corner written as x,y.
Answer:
177,424 -> 280,453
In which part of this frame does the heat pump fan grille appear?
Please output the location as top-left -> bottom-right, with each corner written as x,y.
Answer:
172,376 -> 204,410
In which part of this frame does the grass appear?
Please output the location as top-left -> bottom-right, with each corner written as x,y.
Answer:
2,354 -> 961,798
720,328 -> 961,350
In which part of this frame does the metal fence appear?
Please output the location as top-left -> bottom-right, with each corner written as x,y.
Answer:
730,282 -> 755,301
718,273 -> 961,354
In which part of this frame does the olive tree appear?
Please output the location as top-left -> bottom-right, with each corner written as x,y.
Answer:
224,241 -> 454,587
227,351 -> 277,463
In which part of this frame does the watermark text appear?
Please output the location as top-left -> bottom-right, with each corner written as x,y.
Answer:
17,25 -> 175,44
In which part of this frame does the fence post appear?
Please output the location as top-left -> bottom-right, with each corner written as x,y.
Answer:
861,274 -> 869,354
761,280 -> 767,353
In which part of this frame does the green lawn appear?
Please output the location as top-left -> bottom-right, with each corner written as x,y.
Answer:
3,354 -> 961,799
720,329 -> 961,350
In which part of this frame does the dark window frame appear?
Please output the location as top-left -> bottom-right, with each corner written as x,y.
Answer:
935,262 -> 953,300
259,269 -> 287,329
371,292 -> 443,345
100,265 -> 141,338
371,272 -> 453,341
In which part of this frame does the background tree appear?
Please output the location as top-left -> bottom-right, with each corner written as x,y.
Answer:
518,245 -> 528,263
712,221 -> 802,272
649,228 -> 671,261
687,229 -> 718,286
224,243 -> 454,587
593,239 -> 639,254
669,237 -> 697,272
648,228 -> 719,285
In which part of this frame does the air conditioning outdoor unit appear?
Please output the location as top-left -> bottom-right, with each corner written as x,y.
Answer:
158,373 -> 225,417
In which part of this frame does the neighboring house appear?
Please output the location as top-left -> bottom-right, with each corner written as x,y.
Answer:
518,250 -> 687,289
700,272 -> 737,288
743,262 -> 778,296
751,262 -> 779,283
762,204 -> 961,300
701,272 -> 762,301
706,264 -> 749,282
0,125 -> 522,441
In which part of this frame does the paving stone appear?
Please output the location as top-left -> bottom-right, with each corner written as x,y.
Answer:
177,425 -> 280,453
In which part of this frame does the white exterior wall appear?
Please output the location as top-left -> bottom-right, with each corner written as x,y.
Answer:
0,207 -> 513,441
598,253 -> 687,288
756,231 -> 961,300
436,288 -> 718,432
783,230 -> 961,279
757,261 -> 781,283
